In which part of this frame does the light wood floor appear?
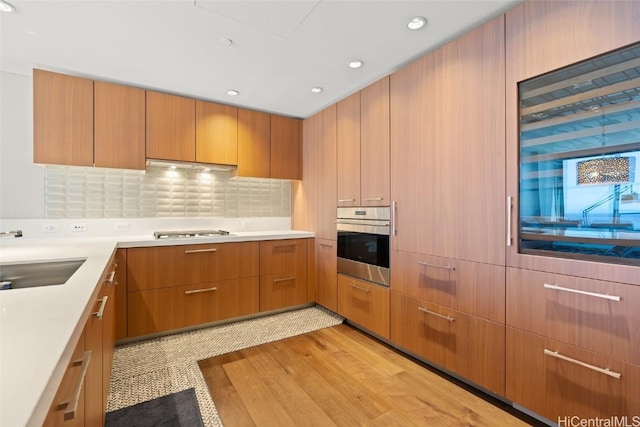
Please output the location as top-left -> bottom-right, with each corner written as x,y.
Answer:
198,324 -> 542,427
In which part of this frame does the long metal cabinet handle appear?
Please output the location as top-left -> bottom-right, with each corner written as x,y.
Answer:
506,196 -> 512,247
364,197 -> 384,201
543,283 -> 621,302
274,276 -> 297,283
62,350 -> 92,419
184,248 -> 217,254
417,261 -> 455,271
349,283 -> 371,293
543,349 -> 621,379
391,201 -> 397,236
184,287 -> 218,295
318,243 -> 334,248
338,198 -> 356,202
93,296 -> 108,319
418,306 -> 455,322
106,271 -> 116,284
273,243 -> 296,248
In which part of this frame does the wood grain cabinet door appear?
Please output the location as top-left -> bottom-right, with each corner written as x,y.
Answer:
337,92 -> 361,207
271,115 -> 301,180
196,100 -> 238,165
337,274 -> 389,339
316,105 -> 337,240
259,239 -> 308,311
316,239 -> 337,312
34,69 -> 94,167
360,76 -> 390,207
94,81 -> 145,170
238,108 -> 271,178
146,90 -> 195,162
84,288 -> 105,427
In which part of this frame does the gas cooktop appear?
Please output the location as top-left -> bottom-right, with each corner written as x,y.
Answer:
153,230 -> 232,239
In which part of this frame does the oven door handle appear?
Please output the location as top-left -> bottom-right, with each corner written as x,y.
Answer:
336,220 -> 389,226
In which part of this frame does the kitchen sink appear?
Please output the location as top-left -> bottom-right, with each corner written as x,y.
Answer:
0,259 -> 86,290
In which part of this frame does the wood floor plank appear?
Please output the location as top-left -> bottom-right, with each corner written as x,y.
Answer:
199,324 -> 539,427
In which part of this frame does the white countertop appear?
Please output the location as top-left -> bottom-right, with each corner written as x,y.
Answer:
0,230 -> 313,427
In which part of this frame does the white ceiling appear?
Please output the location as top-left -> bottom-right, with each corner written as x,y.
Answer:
0,0 -> 522,118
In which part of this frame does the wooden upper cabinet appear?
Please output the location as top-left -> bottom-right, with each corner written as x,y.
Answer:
34,69 -> 94,166
146,90 -> 195,162
360,76 -> 390,207
270,115 -> 301,180
195,100 -> 238,165
316,104 -> 337,240
238,108 -> 271,178
337,92 -> 361,207
94,81 -> 145,170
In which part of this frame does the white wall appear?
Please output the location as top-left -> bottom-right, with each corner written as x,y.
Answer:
0,71 -> 45,218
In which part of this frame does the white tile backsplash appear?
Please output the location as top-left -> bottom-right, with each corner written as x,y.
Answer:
44,165 -> 291,219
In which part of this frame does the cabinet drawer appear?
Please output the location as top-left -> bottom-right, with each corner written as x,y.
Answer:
337,274 -> 389,339
507,268 -> 640,365
390,291 -> 505,396
127,287 -> 184,337
392,250 -> 505,323
506,327 -> 640,422
183,277 -> 259,327
259,239 -> 308,275
260,274 -> 309,312
127,242 -> 259,291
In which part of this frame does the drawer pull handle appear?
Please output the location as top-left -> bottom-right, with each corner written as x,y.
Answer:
543,283 -> 621,302
418,306 -> 455,322
543,349 -> 621,379
184,248 -> 218,254
106,271 -> 116,284
417,261 -> 455,271
392,201 -> 397,236
274,277 -> 296,283
184,286 -> 218,295
506,196 -> 512,247
61,350 -> 92,419
93,296 -> 108,319
338,198 -> 356,202
350,284 -> 370,293
319,243 -> 334,248
364,197 -> 383,201
273,243 -> 296,248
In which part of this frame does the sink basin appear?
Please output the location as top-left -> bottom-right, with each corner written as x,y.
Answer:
0,259 -> 85,290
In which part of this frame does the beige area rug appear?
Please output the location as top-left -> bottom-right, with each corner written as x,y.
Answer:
107,306 -> 344,427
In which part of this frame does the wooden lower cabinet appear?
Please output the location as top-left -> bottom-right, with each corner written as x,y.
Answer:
390,291 -> 505,396
315,239 -> 337,311
337,274 -> 389,339
128,287 -> 183,337
84,291 -> 105,427
43,331 -> 87,427
260,274 -> 308,312
507,327 -> 640,423
183,277 -> 259,326
507,267 -> 640,366
392,250 -> 505,323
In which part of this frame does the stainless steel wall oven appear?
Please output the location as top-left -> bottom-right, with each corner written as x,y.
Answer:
336,207 -> 390,286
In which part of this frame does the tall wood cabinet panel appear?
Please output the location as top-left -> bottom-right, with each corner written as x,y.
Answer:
360,76 -> 390,207
94,81 -> 146,170
505,0 -> 640,283
146,90 -> 195,162
271,115 -> 302,180
195,100 -> 238,165
337,92 -> 361,207
316,105 -> 338,240
238,108 -> 271,178
291,110 -> 319,232
33,69 -> 94,167
316,238 -> 337,312
390,16 -> 505,265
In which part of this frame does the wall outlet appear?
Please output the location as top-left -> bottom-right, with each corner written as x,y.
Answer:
41,223 -> 59,233
70,223 -> 87,232
114,222 -> 130,232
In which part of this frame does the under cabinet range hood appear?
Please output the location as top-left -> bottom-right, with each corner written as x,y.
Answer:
146,159 -> 237,175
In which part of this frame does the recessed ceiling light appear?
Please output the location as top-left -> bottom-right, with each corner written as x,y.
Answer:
407,16 -> 427,30
0,1 -> 15,12
311,87 -> 323,94
226,89 -> 239,96
348,60 -> 364,69
220,38 -> 233,47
